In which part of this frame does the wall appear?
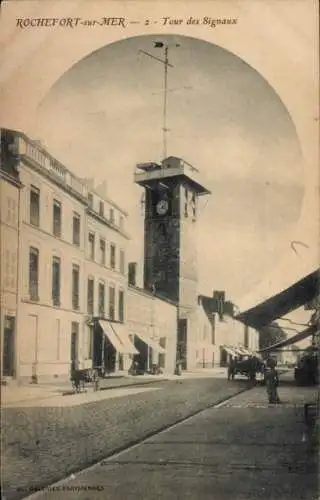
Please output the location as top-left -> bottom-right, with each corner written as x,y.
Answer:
16,147 -> 130,381
127,286 -> 177,374
17,164 -> 87,380
192,305 -> 215,369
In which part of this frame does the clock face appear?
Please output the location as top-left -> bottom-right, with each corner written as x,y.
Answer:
156,199 -> 169,215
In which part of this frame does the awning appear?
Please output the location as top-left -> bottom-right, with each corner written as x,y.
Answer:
99,321 -> 138,355
235,270 -> 319,329
133,332 -> 166,354
259,325 -> 317,353
111,322 -> 139,355
236,345 -> 252,356
222,345 -> 238,357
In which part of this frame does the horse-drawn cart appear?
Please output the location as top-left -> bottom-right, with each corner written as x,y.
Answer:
70,368 -> 100,393
230,356 -> 265,381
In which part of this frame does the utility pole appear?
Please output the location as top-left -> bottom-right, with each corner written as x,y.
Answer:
163,45 -> 169,159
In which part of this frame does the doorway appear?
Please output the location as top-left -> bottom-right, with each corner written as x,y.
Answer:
70,322 -> 79,372
93,322 -> 117,374
3,316 -> 15,377
220,347 -> 227,366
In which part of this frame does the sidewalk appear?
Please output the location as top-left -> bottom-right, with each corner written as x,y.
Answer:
1,367 -> 228,407
23,373 -> 319,500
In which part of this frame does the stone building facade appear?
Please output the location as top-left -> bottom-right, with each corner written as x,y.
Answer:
0,130 -> 23,379
127,285 -> 177,374
1,129 -> 135,382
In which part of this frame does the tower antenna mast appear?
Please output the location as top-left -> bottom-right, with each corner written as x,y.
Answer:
139,42 -> 179,160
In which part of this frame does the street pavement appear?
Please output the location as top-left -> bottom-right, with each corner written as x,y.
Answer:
16,372 -> 319,500
2,368 -> 228,407
1,375 -> 253,500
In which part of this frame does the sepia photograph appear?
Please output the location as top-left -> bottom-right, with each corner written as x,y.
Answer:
0,1 -> 319,499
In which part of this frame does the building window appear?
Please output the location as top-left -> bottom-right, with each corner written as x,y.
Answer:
119,216 -> 124,230
72,264 -> 80,310
109,208 -> 115,224
52,256 -> 61,306
110,244 -> 116,269
88,233 -> 95,261
72,213 -> 80,246
99,201 -> 104,217
87,278 -> 94,315
53,200 -> 62,237
88,193 -> 93,208
30,186 -> 40,226
120,249 -> 125,274
99,282 -> 105,317
109,285 -> 115,320
100,238 -> 106,265
29,247 -> 39,301
118,290 -> 124,323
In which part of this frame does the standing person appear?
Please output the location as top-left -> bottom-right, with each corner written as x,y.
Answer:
227,356 -> 236,380
264,357 -> 281,403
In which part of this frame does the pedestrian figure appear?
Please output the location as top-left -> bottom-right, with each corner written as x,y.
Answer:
227,357 -> 236,380
264,358 -> 280,404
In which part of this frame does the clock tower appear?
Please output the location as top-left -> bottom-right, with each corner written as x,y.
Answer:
134,156 -> 211,368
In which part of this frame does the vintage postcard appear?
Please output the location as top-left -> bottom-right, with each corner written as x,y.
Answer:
0,1 -> 319,499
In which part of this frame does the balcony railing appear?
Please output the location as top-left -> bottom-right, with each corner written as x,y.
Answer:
19,136 -> 88,199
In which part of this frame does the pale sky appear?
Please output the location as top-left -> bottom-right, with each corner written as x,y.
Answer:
33,34 -> 306,304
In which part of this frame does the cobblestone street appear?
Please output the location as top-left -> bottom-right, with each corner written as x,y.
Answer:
11,372 -> 319,500
2,376 -> 253,500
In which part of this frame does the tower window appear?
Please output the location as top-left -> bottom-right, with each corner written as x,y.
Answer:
184,187 -> 189,218
192,192 -> 196,220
